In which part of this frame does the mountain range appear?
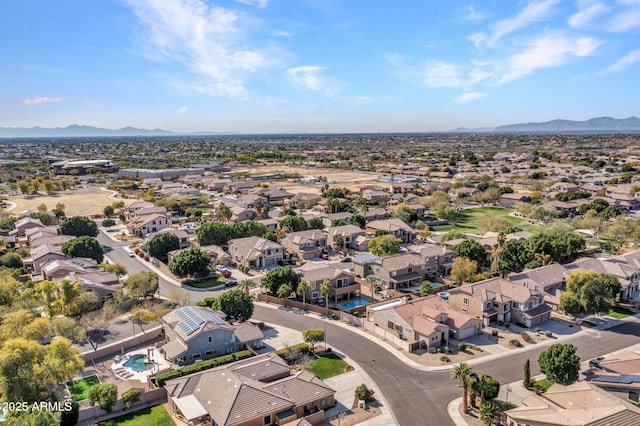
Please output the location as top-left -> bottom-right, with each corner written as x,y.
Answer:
0,117 -> 639,137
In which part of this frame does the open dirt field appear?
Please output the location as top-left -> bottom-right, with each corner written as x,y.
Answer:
5,187 -> 134,217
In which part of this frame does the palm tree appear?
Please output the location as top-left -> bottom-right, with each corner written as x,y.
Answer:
277,284 -> 293,299
475,374 -> 498,405
451,362 -> 473,413
468,373 -> 480,408
534,252 -> 552,266
320,279 -> 335,351
238,279 -> 257,294
297,279 -> 311,310
478,401 -> 500,425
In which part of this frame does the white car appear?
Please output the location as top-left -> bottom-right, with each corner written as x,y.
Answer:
128,251 -> 135,257
216,265 -> 227,271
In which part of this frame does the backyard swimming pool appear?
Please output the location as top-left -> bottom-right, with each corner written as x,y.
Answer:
123,354 -> 151,372
339,299 -> 371,309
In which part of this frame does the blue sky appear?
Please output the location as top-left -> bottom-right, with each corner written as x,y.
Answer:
1,0 -> 639,133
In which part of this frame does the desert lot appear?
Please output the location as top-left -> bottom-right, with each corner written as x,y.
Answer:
4,187 -> 133,217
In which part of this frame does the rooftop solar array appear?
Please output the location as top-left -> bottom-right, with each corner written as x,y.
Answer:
594,374 -> 640,384
175,306 -> 226,336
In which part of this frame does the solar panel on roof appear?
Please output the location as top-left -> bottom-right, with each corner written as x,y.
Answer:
174,306 -> 226,335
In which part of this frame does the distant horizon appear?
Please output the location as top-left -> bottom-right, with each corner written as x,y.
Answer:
3,2 -> 640,133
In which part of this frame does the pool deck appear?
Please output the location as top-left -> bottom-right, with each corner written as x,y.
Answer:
111,348 -> 171,384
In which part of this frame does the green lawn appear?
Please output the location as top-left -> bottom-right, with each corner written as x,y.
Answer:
535,378 -> 554,392
97,405 -> 175,426
183,276 -> 227,288
434,206 -> 537,235
66,375 -> 100,402
608,305 -> 635,319
307,353 -> 350,379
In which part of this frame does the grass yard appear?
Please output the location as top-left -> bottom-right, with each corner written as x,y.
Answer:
534,378 -> 554,392
307,353 -> 350,379
183,276 -> 227,289
66,375 -> 100,402
97,405 -> 175,426
608,305 -> 636,319
437,206 -> 537,235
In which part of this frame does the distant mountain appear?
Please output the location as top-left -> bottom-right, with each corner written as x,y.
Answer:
494,116 -> 640,132
0,124 -> 174,138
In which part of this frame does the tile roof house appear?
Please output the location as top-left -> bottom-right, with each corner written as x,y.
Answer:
365,218 -> 417,243
505,381 -> 640,426
298,263 -> 359,303
160,306 -> 264,366
285,192 -> 322,210
165,353 -> 335,426
229,205 -> 260,223
369,295 -> 481,351
508,264 -> 569,310
279,230 -> 328,260
447,277 -> 552,327
324,224 -> 365,251
23,244 -> 67,274
408,243 -> 458,276
228,236 -> 284,270
127,213 -> 170,237
368,252 -> 427,291
41,258 -> 121,304
10,217 -> 44,238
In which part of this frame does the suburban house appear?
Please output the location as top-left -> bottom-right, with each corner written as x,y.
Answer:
549,182 -> 580,193
365,218 -> 417,243
368,252 -> 427,291
228,236 -> 284,270
508,264 -> 569,310
237,193 -> 268,209
505,381 -> 640,426
369,295 -> 481,351
298,263 -> 359,303
28,231 -> 73,249
229,206 -> 260,223
324,224 -> 365,251
40,258 -> 121,303
122,201 -> 156,219
279,230 -> 328,260
23,244 -> 67,274
153,228 -> 192,249
10,217 -> 44,239
285,192 -> 322,210
127,213 -> 170,237
321,212 -> 353,227
199,244 -> 233,267
409,243 -> 458,276
165,353 -> 335,426
160,306 -> 264,366
447,277 -> 552,327
24,225 -> 58,245
258,188 -> 294,206
362,208 -> 389,222
498,192 -> 531,207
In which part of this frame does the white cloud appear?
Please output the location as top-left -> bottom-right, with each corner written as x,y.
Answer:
488,0 -> 559,45
177,105 -> 189,115
569,1 -> 609,28
23,97 -> 65,106
601,49 -> 640,74
235,0 -> 268,8
497,33 -> 600,84
454,92 -> 487,103
465,5 -> 487,23
423,62 -> 465,87
469,32 -> 487,48
607,0 -> 640,32
286,66 -> 336,95
125,0 -> 267,99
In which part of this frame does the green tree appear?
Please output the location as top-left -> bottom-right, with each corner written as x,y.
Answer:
279,215 -> 308,232
453,239 -> 487,266
558,292 -> 582,316
43,337 -> 84,385
58,216 -> 98,237
277,284 -> 293,299
354,383 -> 373,401
62,236 -> 104,263
35,280 -> 59,318
146,232 -> 180,262
420,281 -> 434,296
0,252 -> 23,269
474,374 -> 500,403
0,338 -> 46,403
368,234 -> 400,256
168,247 -> 211,278
5,408 -> 62,426
564,270 -> 621,315
261,265 -> 300,295
0,309 -> 36,341
59,280 -> 81,316
349,214 -> 367,228
320,279 -> 335,350
524,358 -> 532,389
129,307 -> 157,333
125,271 -> 159,300
450,257 -> 478,286
103,205 -> 114,217
478,401 -> 500,426
297,279 -> 311,310
101,218 -> 116,227
538,343 -> 580,385
102,262 -> 127,278
451,362 -> 473,413
498,239 -> 532,273
215,202 -> 233,223
88,383 -> 118,412
51,317 -> 86,343
333,234 -> 345,251
302,328 -> 324,354
216,289 -> 254,322
308,217 -> 325,229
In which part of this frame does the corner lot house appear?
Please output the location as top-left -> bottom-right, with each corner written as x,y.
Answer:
228,236 -> 284,270
160,306 -> 264,366
165,353 -> 336,426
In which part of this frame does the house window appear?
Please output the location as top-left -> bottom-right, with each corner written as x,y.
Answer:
522,282 -> 528,288
630,391 -> 640,403
192,353 -> 201,360
312,292 -> 319,299
485,302 -> 492,310
264,415 -> 272,425
461,308 -> 467,313
208,336 -> 212,343
267,249 -> 271,255
408,267 -> 413,273
205,350 -> 213,357
527,301 -> 533,310
512,301 -> 519,309
391,271 -> 397,277
463,297 -> 469,306
534,285 -> 541,291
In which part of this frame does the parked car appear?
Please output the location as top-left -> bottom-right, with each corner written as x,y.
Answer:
128,251 -> 135,257
317,296 -> 326,306
340,257 -> 352,263
216,265 -> 227,271
224,279 -> 237,288
320,253 -> 329,260
220,269 -> 232,278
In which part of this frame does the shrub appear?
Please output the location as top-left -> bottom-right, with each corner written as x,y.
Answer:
509,339 -> 522,347
427,347 -> 438,354
533,381 -> 547,394
274,343 -> 311,360
439,355 -> 449,362
501,401 -> 517,411
355,383 -> 373,401
155,350 -> 253,387
491,329 -> 499,337
122,388 -> 141,408
520,331 -> 531,342
458,342 -> 467,351
88,383 -> 118,412
545,330 -> 553,337
535,327 -> 542,334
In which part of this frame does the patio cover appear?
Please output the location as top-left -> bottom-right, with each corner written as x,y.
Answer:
173,395 -> 208,420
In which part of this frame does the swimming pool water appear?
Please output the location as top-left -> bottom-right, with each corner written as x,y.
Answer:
123,354 -> 151,372
340,299 -> 371,309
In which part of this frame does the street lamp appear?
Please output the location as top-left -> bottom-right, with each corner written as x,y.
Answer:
505,384 -> 512,402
